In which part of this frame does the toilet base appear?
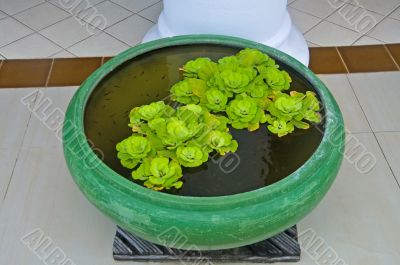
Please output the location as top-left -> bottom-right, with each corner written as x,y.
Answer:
113,226 -> 301,263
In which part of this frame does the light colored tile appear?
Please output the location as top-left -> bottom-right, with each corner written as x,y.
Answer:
110,0 -> 159,13
299,133 -> 400,265
306,41 -> 320,47
106,14 -> 153,46
348,72 -> 400,132
326,3 -> 384,34
138,1 -> 163,23
14,2 -> 70,31
376,132 -> 400,184
78,0 -> 132,28
0,53 -> 4,59
67,32 -> 128,57
22,87 -> 77,148
345,0 -> 400,16
49,0 -> 105,12
389,6 -> 400,20
0,147 -> 117,265
0,88 -> 37,148
0,10 -> 8,19
0,148 -> 19,201
0,17 -> 33,47
49,49 -> 76,58
305,21 -> 361,46
290,0 -> 345,19
368,17 -> 400,43
39,17 -> 97,48
318,74 -> 371,133
0,33 -> 62,59
288,7 -> 321,34
352,35 -> 384,45
0,0 -> 44,15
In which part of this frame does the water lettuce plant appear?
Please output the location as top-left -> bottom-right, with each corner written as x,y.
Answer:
117,48 -> 322,191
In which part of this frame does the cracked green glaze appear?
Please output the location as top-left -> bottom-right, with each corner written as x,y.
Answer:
63,35 -> 344,250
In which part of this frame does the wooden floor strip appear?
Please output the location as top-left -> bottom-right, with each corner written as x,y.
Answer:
0,44 -> 399,88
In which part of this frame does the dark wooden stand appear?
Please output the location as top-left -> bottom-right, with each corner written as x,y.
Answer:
113,226 -> 300,263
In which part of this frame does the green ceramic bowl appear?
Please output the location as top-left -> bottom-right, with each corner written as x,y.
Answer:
63,35 -> 344,250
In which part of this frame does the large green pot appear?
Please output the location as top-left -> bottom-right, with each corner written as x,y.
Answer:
63,35 -> 344,250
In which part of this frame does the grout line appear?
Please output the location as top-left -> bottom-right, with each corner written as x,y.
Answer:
335,47 -> 350,73
307,41 -> 320,47
136,13 -> 157,24
45,58 -> 55,86
372,132 -> 400,189
4,1 -> 48,17
344,74 -> 400,189
2,89 -> 39,201
384,44 -> 400,70
0,30 -> 36,49
301,2 -> 350,41
110,0 -> 161,14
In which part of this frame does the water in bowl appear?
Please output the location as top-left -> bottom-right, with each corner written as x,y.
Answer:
84,44 -> 324,197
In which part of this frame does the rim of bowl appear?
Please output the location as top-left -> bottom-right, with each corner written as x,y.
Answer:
64,34 -> 344,207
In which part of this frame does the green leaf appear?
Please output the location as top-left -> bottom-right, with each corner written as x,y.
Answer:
236,48 -> 273,67
267,120 -> 295,137
201,88 -> 228,112
170,79 -> 205,104
116,135 -> 152,168
183,58 -> 218,81
176,143 -> 208,167
258,66 -> 292,91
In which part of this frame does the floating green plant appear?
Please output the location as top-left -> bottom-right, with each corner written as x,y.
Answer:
116,48 -> 322,191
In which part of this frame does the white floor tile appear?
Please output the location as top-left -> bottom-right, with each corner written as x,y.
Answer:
318,74 -> 371,133
49,49 -> 76,58
299,133 -> 400,265
0,148 -> 19,201
110,0 -> 159,13
39,17 -> 96,48
48,0 -> 105,12
376,132 -> 400,184
67,32 -> 128,57
352,35 -> 385,45
0,88 -> 37,148
14,2 -> 70,31
326,3 -> 384,34
389,6 -> 400,20
0,10 -> 8,19
0,17 -> 33,47
345,0 -> 400,16
0,0 -> 44,15
290,0 -> 345,19
105,14 -> 153,46
0,33 -> 62,59
288,7 -> 321,34
368,17 -> 400,43
0,53 -> 4,59
22,87 -> 77,148
305,21 -> 361,46
348,72 -> 400,132
0,146 -> 117,265
306,41 -> 320,47
138,1 -> 163,23
77,0 -> 132,28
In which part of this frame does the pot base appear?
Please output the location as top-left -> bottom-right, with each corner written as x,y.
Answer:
113,226 -> 301,263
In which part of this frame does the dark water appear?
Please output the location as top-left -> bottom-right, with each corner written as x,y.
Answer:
84,44 -> 324,197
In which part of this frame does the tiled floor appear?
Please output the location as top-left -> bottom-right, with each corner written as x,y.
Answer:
0,72 -> 400,264
0,0 -> 400,58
